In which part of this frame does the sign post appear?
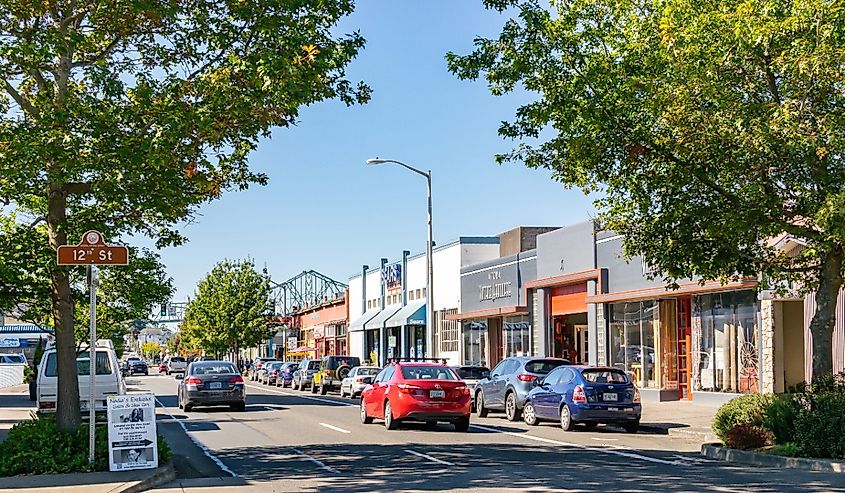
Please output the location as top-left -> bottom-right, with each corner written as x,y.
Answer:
57,230 -> 129,464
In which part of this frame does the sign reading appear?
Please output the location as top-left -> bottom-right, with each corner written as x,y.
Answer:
57,230 -> 129,266
479,270 -> 513,302
381,263 -> 402,289
0,337 -> 21,348
107,394 -> 158,472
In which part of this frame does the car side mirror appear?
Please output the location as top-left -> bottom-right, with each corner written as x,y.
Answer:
362,377 -> 374,384
174,374 -> 184,380
532,378 -> 542,387
481,371 -> 491,379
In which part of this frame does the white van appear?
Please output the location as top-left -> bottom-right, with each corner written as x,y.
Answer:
37,344 -> 126,413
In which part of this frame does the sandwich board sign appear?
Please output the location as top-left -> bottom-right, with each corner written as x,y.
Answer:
107,394 -> 158,471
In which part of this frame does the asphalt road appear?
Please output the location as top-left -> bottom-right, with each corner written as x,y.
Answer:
127,373 -> 845,492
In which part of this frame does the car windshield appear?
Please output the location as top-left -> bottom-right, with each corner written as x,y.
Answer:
1,355 -> 25,364
192,363 -> 237,375
523,359 -> 567,374
454,367 -> 489,379
45,352 -> 112,377
582,369 -> 629,384
401,365 -> 458,380
308,361 -> 320,370
170,357 -> 186,362
356,367 -> 380,376
268,363 -> 283,370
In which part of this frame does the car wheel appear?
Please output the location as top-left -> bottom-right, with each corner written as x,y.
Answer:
623,420 -> 640,434
523,401 -> 539,426
360,399 -> 373,424
559,404 -> 574,431
384,401 -> 399,430
320,383 -> 328,395
454,417 -> 470,433
184,402 -> 193,412
476,391 -> 489,418
310,382 -> 318,394
505,392 -> 521,421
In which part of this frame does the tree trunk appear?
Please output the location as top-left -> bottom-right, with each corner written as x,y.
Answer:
47,183 -> 80,431
809,248 -> 844,381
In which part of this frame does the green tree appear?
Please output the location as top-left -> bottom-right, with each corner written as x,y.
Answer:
182,259 -> 273,361
448,0 -> 845,378
0,2 -> 368,430
140,342 -> 162,360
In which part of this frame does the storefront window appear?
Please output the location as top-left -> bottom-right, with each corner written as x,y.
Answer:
463,320 -> 488,366
694,291 -> 759,393
503,315 -> 530,358
608,301 -> 658,388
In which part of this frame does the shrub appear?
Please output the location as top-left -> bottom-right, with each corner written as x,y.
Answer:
794,390 -> 845,459
762,393 -> 799,444
0,417 -> 171,476
769,442 -> 800,457
725,424 -> 771,450
712,393 -> 773,443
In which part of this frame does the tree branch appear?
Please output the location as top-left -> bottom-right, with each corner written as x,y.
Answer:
762,46 -> 781,105
63,182 -> 93,195
71,36 -> 123,69
3,79 -> 40,117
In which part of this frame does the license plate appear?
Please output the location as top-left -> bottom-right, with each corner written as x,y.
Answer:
80,400 -> 89,411
603,392 -> 618,402
430,390 -> 445,398
608,407 -> 619,412
209,382 -> 223,390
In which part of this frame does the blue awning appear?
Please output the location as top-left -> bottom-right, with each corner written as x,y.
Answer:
364,305 -> 402,331
349,307 -> 381,332
385,301 -> 426,327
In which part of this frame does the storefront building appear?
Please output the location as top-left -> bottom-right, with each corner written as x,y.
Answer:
284,291 -> 348,361
348,237 -> 500,366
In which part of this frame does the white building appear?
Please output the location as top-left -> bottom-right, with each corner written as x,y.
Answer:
347,237 -> 500,366
138,326 -> 172,347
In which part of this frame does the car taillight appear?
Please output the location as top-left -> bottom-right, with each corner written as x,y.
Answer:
456,385 -> 470,396
356,377 -> 366,382
185,377 -> 202,384
517,374 -> 536,382
633,387 -> 641,403
573,385 -> 587,403
38,401 -> 56,410
272,370 -> 278,375
229,376 -> 244,383
397,384 -> 421,394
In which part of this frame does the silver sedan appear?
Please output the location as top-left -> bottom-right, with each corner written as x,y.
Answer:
177,361 -> 246,412
339,366 -> 381,398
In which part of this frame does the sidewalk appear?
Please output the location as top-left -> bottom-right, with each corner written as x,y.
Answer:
0,384 -> 35,444
638,399 -> 718,442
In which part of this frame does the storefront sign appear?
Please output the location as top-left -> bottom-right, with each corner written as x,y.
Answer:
381,263 -> 402,289
107,394 -> 158,471
0,338 -> 21,348
287,337 -> 298,350
479,271 -> 513,302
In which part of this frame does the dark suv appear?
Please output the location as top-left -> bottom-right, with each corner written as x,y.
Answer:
293,358 -> 321,391
474,357 -> 569,421
312,355 -> 360,395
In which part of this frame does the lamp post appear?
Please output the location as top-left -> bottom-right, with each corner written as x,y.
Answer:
366,158 -> 434,359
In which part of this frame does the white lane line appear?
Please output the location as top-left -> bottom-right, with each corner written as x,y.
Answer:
672,454 -> 714,464
291,447 -> 341,474
591,437 -> 619,441
469,424 -> 680,466
154,397 -> 239,477
404,449 -> 455,466
319,422 -> 351,434
245,383 -> 355,407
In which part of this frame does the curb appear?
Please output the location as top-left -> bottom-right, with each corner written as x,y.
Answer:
116,462 -> 176,493
701,444 -> 845,473
638,425 -> 713,441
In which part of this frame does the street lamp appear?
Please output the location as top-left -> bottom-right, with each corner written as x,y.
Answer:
366,158 -> 434,359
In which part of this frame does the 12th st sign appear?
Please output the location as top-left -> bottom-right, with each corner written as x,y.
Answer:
57,230 -> 129,265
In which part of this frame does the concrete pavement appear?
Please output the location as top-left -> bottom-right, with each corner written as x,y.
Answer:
0,384 -> 35,444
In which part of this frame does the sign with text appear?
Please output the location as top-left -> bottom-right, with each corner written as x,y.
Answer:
381,263 -> 402,289
107,394 -> 158,472
57,230 -> 129,266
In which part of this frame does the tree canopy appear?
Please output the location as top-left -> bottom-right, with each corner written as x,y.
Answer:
448,0 -> 845,377
0,1 -> 369,430
181,259 -> 273,359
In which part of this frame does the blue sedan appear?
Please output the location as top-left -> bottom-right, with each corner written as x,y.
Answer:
522,365 -> 641,433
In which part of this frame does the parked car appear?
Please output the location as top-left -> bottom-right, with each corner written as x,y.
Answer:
275,362 -> 298,388
166,356 -> 187,375
177,360 -> 245,412
522,366 -> 641,433
261,362 -> 285,385
158,360 -> 168,373
37,341 -> 126,414
339,366 -> 380,398
123,357 -> 149,376
0,353 -> 27,365
451,366 -> 490,411
253,359 -> 278,384
313,355 -> 361,395
474,357 -> 569,421
360,361 -> 471,431
248,357 -> 275,381
292,358 -> 321,391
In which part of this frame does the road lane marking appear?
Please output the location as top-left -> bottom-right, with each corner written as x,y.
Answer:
404,449 -> 455,466
154,397 -> 239,477
291,447 -> 341,474
319,423 -> 351,434
672,454 -> 714,464
591,437 -> 619,441
245,383 -> 355,407
469,424 -> 681,466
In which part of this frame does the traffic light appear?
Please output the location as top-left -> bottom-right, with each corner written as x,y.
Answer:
160,304 -> 167,317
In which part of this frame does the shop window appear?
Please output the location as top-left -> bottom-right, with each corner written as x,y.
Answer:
409,291 -> 415,301
503,315 -> 531,358
693,291 -> 759,393
439,309 -> 459,352
608,301 -> 658,388
463,320 -> 488,366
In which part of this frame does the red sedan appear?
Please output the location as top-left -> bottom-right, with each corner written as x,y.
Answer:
360,362 -> 471,431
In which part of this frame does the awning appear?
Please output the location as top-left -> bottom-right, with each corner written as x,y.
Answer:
364,305 -> 402,331
349,307 -> 381,332
288,346 -> 315,354
386,301 -> 426,327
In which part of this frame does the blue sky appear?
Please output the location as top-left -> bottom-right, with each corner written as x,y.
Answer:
159,1 -> 595,300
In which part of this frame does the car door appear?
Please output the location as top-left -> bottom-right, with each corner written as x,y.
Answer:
478,360 -> 504,408
490,359 -> 516,409
368,366 -> 392,418
555,368 -> 577,413
532,366 -> 566,419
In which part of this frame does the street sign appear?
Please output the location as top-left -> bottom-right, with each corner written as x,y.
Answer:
57,230 -> 129,265
107,394 -> 158,471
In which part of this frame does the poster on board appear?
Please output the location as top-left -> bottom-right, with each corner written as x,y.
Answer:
107,394 -> 158,471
